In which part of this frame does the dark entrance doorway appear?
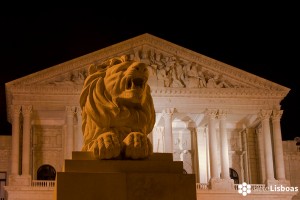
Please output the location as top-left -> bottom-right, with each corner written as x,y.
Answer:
37,165 -> 56,180
229,168 -> 239,184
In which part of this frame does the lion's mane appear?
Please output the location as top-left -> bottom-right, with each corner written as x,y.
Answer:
80,56 -> 155,151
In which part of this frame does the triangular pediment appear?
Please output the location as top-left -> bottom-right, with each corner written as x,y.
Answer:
6,33 -> 290,100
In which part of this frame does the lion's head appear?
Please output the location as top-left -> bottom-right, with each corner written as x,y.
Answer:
103,57 -> 149,106
80,56 -> 155,151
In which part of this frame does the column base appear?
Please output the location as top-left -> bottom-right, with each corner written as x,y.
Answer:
8,175 -> 31,186
209,178 -> 234,190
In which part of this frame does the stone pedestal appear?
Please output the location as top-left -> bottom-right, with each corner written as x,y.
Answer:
209,178 -> 234,190
53,152 -> 196,200
8,175 -> 31,186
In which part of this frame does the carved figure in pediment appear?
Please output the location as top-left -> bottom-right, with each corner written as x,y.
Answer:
157,64 -> 171,87
47,70 -> 87,86
71,70 -> 86,85
185,63 -> 207,88
150,51 -> 164,69
206,74 -> 230,88
80,56 -> 155,160
140,50 -> 151,65
170,60 -> 185,88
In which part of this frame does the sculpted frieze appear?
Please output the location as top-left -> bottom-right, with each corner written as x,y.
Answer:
126,48 -> 248,89
34,47 -> 248,89
41,69 -> 87,86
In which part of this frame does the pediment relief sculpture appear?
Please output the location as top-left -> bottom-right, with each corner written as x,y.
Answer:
41,69 -> 88,86
129,48 -> 246,89
42,47 -> 247,89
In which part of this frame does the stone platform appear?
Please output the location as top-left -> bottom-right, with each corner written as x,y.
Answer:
53,152 -> 196,200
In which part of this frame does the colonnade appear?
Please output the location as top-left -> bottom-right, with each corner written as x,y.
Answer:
9,104 -> 287,186
154,108 -> 287,186
258,110 -> 286,182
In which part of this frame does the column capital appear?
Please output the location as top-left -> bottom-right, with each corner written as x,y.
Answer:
272,110 -> 283,121
205,109 -> 218,120
258,110 -> 272,121
75,106 -> 82,114
162,108 -> 175,117
218,109 -> 228,120
196,126 -> 205,133
154,126 -> 164,134
11,105 -> 21,116
22,105 -> 32,117
256,127 -> 263,135
66,106 -> 76,115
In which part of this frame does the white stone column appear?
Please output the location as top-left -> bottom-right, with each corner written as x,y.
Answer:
196,127 -> 208,183
10,105 -> 21,175
75,107 -> 84,151
206,109 -> 219,179
218,110 -> 230,179
271,110 -> 286,180
153,127 -> 164,153
190,127 -> 200,183
256,128 -> 266,183
258,110 -> 275,181
162,108 -> 175,153
241,130 -> 250,183
21,105 -> 32,176
66,106 -> 75,159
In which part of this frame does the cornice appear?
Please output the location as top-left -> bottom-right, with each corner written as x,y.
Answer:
8,85 -> 287,99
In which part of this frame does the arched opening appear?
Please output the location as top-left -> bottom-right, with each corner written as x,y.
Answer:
229,168 -> 239,184
37,165 -> 56,180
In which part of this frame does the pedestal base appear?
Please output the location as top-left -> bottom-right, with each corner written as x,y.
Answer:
8,175 -> 31,186
53,152 -> 196,200
209,178 -> 234,190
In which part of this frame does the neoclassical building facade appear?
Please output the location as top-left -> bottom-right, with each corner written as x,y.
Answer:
0,34 -> 299,200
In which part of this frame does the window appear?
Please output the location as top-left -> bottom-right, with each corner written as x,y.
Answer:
229,168 -> 239,184
37,165 -> 56,180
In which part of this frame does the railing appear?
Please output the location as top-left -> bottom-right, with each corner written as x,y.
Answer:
196,183 -> 267,191
196,183 -> 209,190
31,180 -> 55,188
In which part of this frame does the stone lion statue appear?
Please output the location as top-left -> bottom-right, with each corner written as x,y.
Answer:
79,55 -> 155,160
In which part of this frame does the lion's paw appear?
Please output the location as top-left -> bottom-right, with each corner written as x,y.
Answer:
89,132 -> 121,159
122,132 -> 153,159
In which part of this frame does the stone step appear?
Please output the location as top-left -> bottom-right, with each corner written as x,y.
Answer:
64,159 -> 183,174
72,151 -> 173,161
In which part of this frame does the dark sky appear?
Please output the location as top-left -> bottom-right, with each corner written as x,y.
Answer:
0,7 -> 299,140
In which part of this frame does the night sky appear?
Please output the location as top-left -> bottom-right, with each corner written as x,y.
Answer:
0,7 -> 299,140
